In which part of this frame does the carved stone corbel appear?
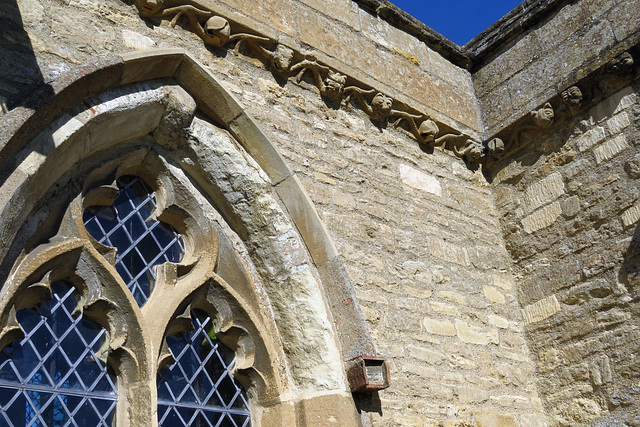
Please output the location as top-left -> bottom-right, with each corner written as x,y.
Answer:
561,85 -> 584,114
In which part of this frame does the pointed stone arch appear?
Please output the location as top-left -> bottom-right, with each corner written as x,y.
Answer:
0,49 -> 382,426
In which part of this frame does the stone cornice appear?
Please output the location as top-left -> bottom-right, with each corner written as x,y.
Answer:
130,0 -> 485,164
482,43 -> 639,178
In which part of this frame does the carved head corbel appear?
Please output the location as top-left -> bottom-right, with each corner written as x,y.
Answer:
417,119 -> 439,144
323,71 -> 346,102
138,0 -> 165,16
609,51 -> 635,76
531,102 -> 554,127
204,16 -> 231,46
371,93 -> 393,121
486,137 -> 506,159
271,44 -> 295,73
461,139 -> 484,162
561,86 -> 583,113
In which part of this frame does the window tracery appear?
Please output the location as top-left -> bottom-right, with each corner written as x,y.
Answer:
0,62 -> 369,425
157,310 -> 250,426
0,281 -> 117,426
0,154 -> 263,425
83,175 -> 185,307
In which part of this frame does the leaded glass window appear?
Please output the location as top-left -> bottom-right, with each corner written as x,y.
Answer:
83,175 -> 185,307
0,281 -> 117,426
157,311 -> 251,427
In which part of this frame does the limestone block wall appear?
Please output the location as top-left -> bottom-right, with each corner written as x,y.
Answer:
1,0 -> 549,426
472,0 -> 640,137
236,63 -> 546,425
489,81 -> 640,426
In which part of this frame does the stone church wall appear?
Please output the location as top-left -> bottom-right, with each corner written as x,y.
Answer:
242,71 -> 547,425
472,0 -> 640,137
3,0 -> 640,426
490,80 -> 640,426
475,1 -> 640,424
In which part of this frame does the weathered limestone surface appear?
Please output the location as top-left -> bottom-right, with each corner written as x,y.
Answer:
0,0 -> 481,137
473,0 -> 640,136
239,67 -> 546,424
4,0 -> 640,426
492,82 -> 640,426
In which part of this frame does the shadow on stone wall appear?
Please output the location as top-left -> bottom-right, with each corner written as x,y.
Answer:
353,393 -> 383,426
0,0 -> 53,111
619,222 -> 640,297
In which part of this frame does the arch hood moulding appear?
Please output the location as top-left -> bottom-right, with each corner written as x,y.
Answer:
0,49 -> 386,426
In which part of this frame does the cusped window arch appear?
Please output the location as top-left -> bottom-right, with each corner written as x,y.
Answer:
0,50 -> 372,427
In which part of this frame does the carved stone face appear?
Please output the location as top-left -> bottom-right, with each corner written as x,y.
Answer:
323,72 -> 346,101
138,0 -> 164,15
561,86 -> 583,110
272,44 -> 294,73
487,138 -> 505,158
418,119 -> 439,143
204,16 -> 231,46
465,141 -> 484,162
533,102 -> 554,127
610,52 -> 634,76
371,93 -> 392,120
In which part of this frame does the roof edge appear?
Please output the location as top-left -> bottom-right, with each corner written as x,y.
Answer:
465,0 -> 574,67
351,0 -> 574,71
351,0 -> 471,69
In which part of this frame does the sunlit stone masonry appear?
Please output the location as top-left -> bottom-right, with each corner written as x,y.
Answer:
1,0 -> 639,425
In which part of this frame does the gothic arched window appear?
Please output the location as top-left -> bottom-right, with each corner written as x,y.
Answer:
0,161 -> 258,426
0,59 -> 364,426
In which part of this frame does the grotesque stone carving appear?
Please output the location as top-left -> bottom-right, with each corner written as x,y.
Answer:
291,58 -> 347,102
323,71 -> 347,102
561,85 -> 584,113
599,51 -> 636,94
270,43 -> 295,73
136,1 -> 269,52
486,137 -> 506,159
391,112 -> 438,144
531,102 -> 555,128
485,102 -> 555,160
203,15 -> 231,46
429,134 -> 484,162
129,0 -> 484,164
370,92 -> 393,121
609,51 -> 635,76
344,88 -> 392,121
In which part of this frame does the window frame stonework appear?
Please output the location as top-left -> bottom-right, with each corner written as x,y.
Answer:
0,50 -> 372,426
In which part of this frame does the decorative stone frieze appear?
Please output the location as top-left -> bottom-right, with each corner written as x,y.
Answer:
131,0 -> 483,163
484,48 -> 639,168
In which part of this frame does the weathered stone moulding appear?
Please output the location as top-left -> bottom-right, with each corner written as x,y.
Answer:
483,46 -> 639,174
130,0 -> 484,164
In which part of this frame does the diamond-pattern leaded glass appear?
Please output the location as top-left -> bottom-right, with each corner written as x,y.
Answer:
0,281 -> 117,426
83,175 -> 185,307
157,311 -> 251,427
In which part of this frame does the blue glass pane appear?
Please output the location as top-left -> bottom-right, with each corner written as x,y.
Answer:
0,281 -> 117,426
83,175 -> 185,307
157,311 -> 251,426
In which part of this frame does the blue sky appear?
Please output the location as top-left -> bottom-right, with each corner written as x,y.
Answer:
389,0 -> 523,46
